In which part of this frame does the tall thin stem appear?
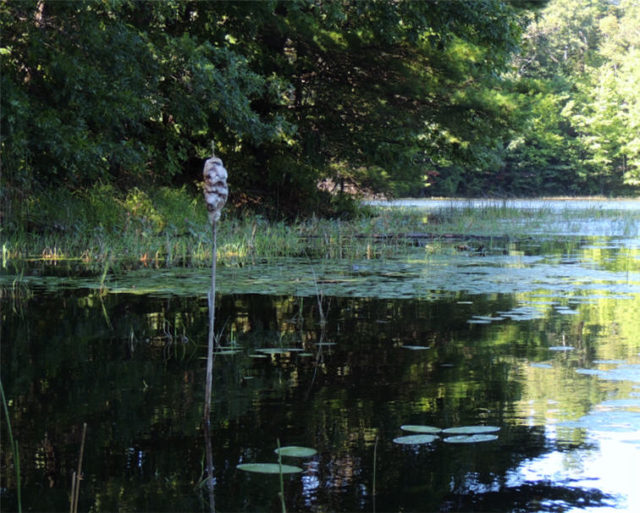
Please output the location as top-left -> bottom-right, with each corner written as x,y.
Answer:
277,438 -> 287,513
1,380 -> 21,513
70,423 -> 87,513
203,220 -> 217,511
372,435 -> 378,513
204,221 -> 217,417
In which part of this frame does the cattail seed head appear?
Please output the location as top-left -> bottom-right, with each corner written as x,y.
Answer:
203,156 -> 228,224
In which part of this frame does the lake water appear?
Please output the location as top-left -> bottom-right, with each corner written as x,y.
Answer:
368,197 -> 640,212
2,201 -> 640,512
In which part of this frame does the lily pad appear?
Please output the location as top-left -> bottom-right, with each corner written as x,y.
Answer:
274,446 -> 317,458
237,463 -> 303,474
442,425 -> 500,435
576,368 -> 601,376
554,307 -> 579,315
549,346 -> 574,351
256,348 -> 304,354
400,425 -> 442,434
393,434 -> 439,445
444,434 -> 498,444
402,345 -> 431,350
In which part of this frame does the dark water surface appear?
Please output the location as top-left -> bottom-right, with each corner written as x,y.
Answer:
2,216 -> 640,512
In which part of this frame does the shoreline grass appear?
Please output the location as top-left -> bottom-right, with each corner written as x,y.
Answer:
2,187 -> 639,270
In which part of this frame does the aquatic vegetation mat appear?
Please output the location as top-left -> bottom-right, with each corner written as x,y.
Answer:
4,238 -> 638,306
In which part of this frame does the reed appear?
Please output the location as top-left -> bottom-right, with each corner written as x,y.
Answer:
202,142 -> 228,512
1,379 -> 22,513
4,190 -> 639,267
372,435 -> 378,513
276,438 -> 287,513
69,423 -> 87,513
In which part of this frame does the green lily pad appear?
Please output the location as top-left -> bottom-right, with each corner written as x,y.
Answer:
237,463 -> 303,474
531,363 -> 553,369
443,434 -> 498,444
467,319 -> 492,324
274,446 -> 317,458
256,348 -> 304,354
393,434 -> 439,445
400,425 -> 442,434
442,425 -> 500,435
402,345 -> 431,350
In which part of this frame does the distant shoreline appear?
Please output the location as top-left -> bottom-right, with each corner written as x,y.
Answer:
366,197 -> 640,211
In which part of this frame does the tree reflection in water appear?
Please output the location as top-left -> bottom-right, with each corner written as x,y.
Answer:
1,231 -> 639,511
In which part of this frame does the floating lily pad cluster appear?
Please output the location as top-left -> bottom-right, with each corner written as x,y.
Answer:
394,425 -> 500,445
237,426 -> 500,474
237,445 -> 317,474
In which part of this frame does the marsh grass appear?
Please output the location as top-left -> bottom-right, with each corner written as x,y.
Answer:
3,188 -> 638,269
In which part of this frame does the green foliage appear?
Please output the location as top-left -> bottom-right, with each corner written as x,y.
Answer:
0,0 -> 288,195
501,0 -> 640,195
4,0 -> 636,215
253,0 -> 526,202
1,0 -> 537,219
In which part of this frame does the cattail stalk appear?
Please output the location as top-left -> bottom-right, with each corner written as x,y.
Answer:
202,141 -> 227,511
202,142 -> 227,419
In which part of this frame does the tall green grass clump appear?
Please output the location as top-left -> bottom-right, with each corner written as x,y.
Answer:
9,189 -> 635,267
2,185 -> 209,263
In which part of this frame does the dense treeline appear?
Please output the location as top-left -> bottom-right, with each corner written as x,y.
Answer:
1,0 -> 638,221
500,0 -> 640,197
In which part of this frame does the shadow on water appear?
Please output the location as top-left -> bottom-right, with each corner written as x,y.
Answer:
1,231 -> 639,511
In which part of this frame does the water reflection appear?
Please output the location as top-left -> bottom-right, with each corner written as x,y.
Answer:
1,235 -> 639,511
369,197 -> 640,212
